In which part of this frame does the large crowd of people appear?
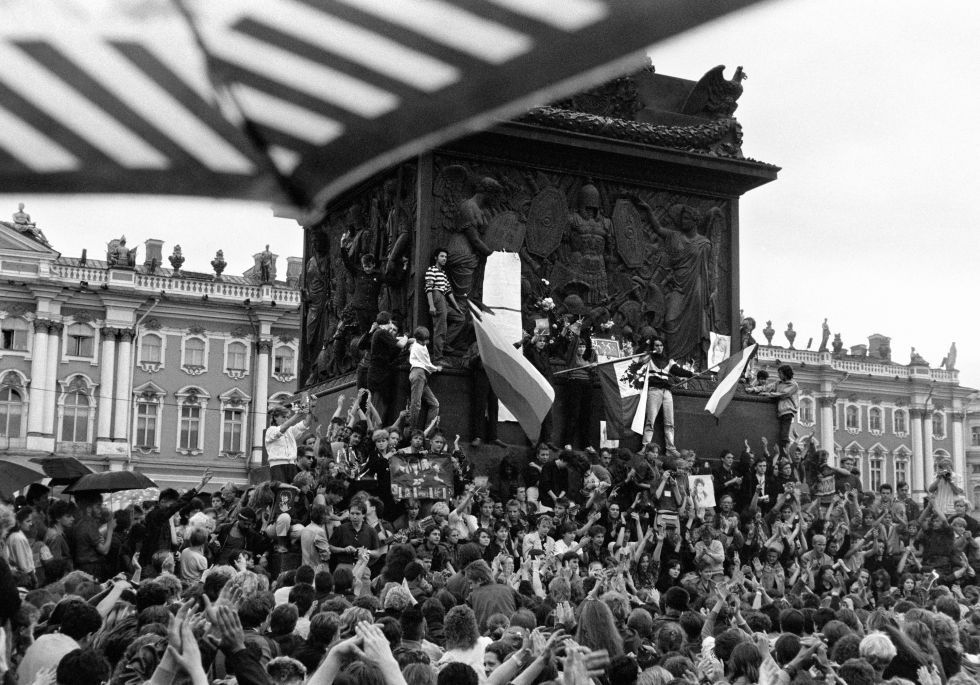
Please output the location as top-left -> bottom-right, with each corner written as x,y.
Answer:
3,317 -> 980,685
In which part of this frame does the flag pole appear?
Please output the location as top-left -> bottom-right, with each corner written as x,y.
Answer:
551,351 -> 649,376
668,361 -> 726,390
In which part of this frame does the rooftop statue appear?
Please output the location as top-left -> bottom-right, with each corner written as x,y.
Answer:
106,235 -> 137,268
10,203 -> 50,246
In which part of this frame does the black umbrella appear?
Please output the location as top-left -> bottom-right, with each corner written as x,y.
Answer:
0,458 -> 47,499
64,470 -> 158,494
28,455 -> 93,485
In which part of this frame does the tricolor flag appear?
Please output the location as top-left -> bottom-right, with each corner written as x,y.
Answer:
596,354 -> 648,439
705,344 -> 757,419
0,0 -> 765,209
469,302 -> 553,443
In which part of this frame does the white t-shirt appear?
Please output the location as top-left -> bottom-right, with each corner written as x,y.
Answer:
179,547 -> 209,583
264,422 -> 305,466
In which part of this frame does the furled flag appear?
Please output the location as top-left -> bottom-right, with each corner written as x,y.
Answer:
596,354 -> 648,439
0,0 -> 765,209
704,344 -> 758,419
469,302 -> 553,443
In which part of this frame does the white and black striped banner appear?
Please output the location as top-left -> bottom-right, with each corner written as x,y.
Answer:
0,0 -> 766,207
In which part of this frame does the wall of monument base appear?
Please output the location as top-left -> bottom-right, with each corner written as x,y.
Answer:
310,372 -> 780,461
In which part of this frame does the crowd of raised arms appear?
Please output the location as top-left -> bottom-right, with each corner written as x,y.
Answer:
3,373 -> 980,685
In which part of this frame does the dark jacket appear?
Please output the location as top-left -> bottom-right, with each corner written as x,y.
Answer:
139,489 -> 199,563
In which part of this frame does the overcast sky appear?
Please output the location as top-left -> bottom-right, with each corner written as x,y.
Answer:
3,0 -> 978,390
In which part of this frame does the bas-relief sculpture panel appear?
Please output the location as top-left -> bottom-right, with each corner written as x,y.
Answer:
301,156 -> 735,385
430,156 -> 733,368
302,166 -> 418,384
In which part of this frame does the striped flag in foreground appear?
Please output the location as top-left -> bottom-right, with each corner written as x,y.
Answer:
470,302 -> 553,443
0,0 -> 765,207
705,344 -> 758,419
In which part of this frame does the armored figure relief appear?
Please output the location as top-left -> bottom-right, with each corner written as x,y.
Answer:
107,236 -> 137,268
556,183 -> 612,306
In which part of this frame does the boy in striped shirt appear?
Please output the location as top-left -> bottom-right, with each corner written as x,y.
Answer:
425,247 -> 463,362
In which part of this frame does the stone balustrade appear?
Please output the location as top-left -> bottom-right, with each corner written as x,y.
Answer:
49,263 -> 300,305
757,345 -> 958,383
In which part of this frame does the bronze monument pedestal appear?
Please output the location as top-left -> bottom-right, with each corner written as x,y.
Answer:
299,65 -> 778,452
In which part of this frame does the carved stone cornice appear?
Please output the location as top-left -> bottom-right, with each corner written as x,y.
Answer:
257,339 -> 273,355
518,106 -> 756,161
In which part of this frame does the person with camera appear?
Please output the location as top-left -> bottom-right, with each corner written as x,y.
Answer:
928,454 -> 963,517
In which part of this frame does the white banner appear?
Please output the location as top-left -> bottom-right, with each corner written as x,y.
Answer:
482,252 -> 523,422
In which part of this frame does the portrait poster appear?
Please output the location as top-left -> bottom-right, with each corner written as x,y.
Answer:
389,454 -> 453,501
592,337 -> 622,363
689,474 -> 716,509
709,332 -> 731,369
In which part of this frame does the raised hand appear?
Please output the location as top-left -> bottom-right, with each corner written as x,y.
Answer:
212,604 -> 246,653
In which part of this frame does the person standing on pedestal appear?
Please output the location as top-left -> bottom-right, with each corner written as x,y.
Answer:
367,312 -> 412,426
638,337 -> 693,455
466,342 -> 504,448
264,406 -> 312,484
747,364 -> 799,459
425,247 -> 464,363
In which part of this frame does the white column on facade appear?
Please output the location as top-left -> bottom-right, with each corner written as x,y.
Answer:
42,321 -> 62,435
112,329 -> 133,441
26,319 -> 49,435
97,328 -> 117,441
818,396 -> 835,458
251,338 -> 272,467
910,408 -> 925,495
953,410 -> 967,481
922,409 -> 934,478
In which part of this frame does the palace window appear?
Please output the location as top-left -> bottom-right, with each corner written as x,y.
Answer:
61,390 -> 90,443
799,397 -> 815,426
185,338 -> 206,367
933,411 -> 946,440
65,323 -> 95,358
0,387 -> 24,438
845,405 -> 860,432
869,445 -> 886,490
894,446 -> 911,486
227,342 -> 247,371
893,409 -> 908,435
972,426 -> 980,447
140,334 -> 162,364
274,346 -> 295,376
869,407 -> 882,433
175,387 -> 209,454
135,401 -> 157,449
179,405 -> 201,451
222,409 -> 245,454
0,318 -> 28,351
219,388 -> 250,457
